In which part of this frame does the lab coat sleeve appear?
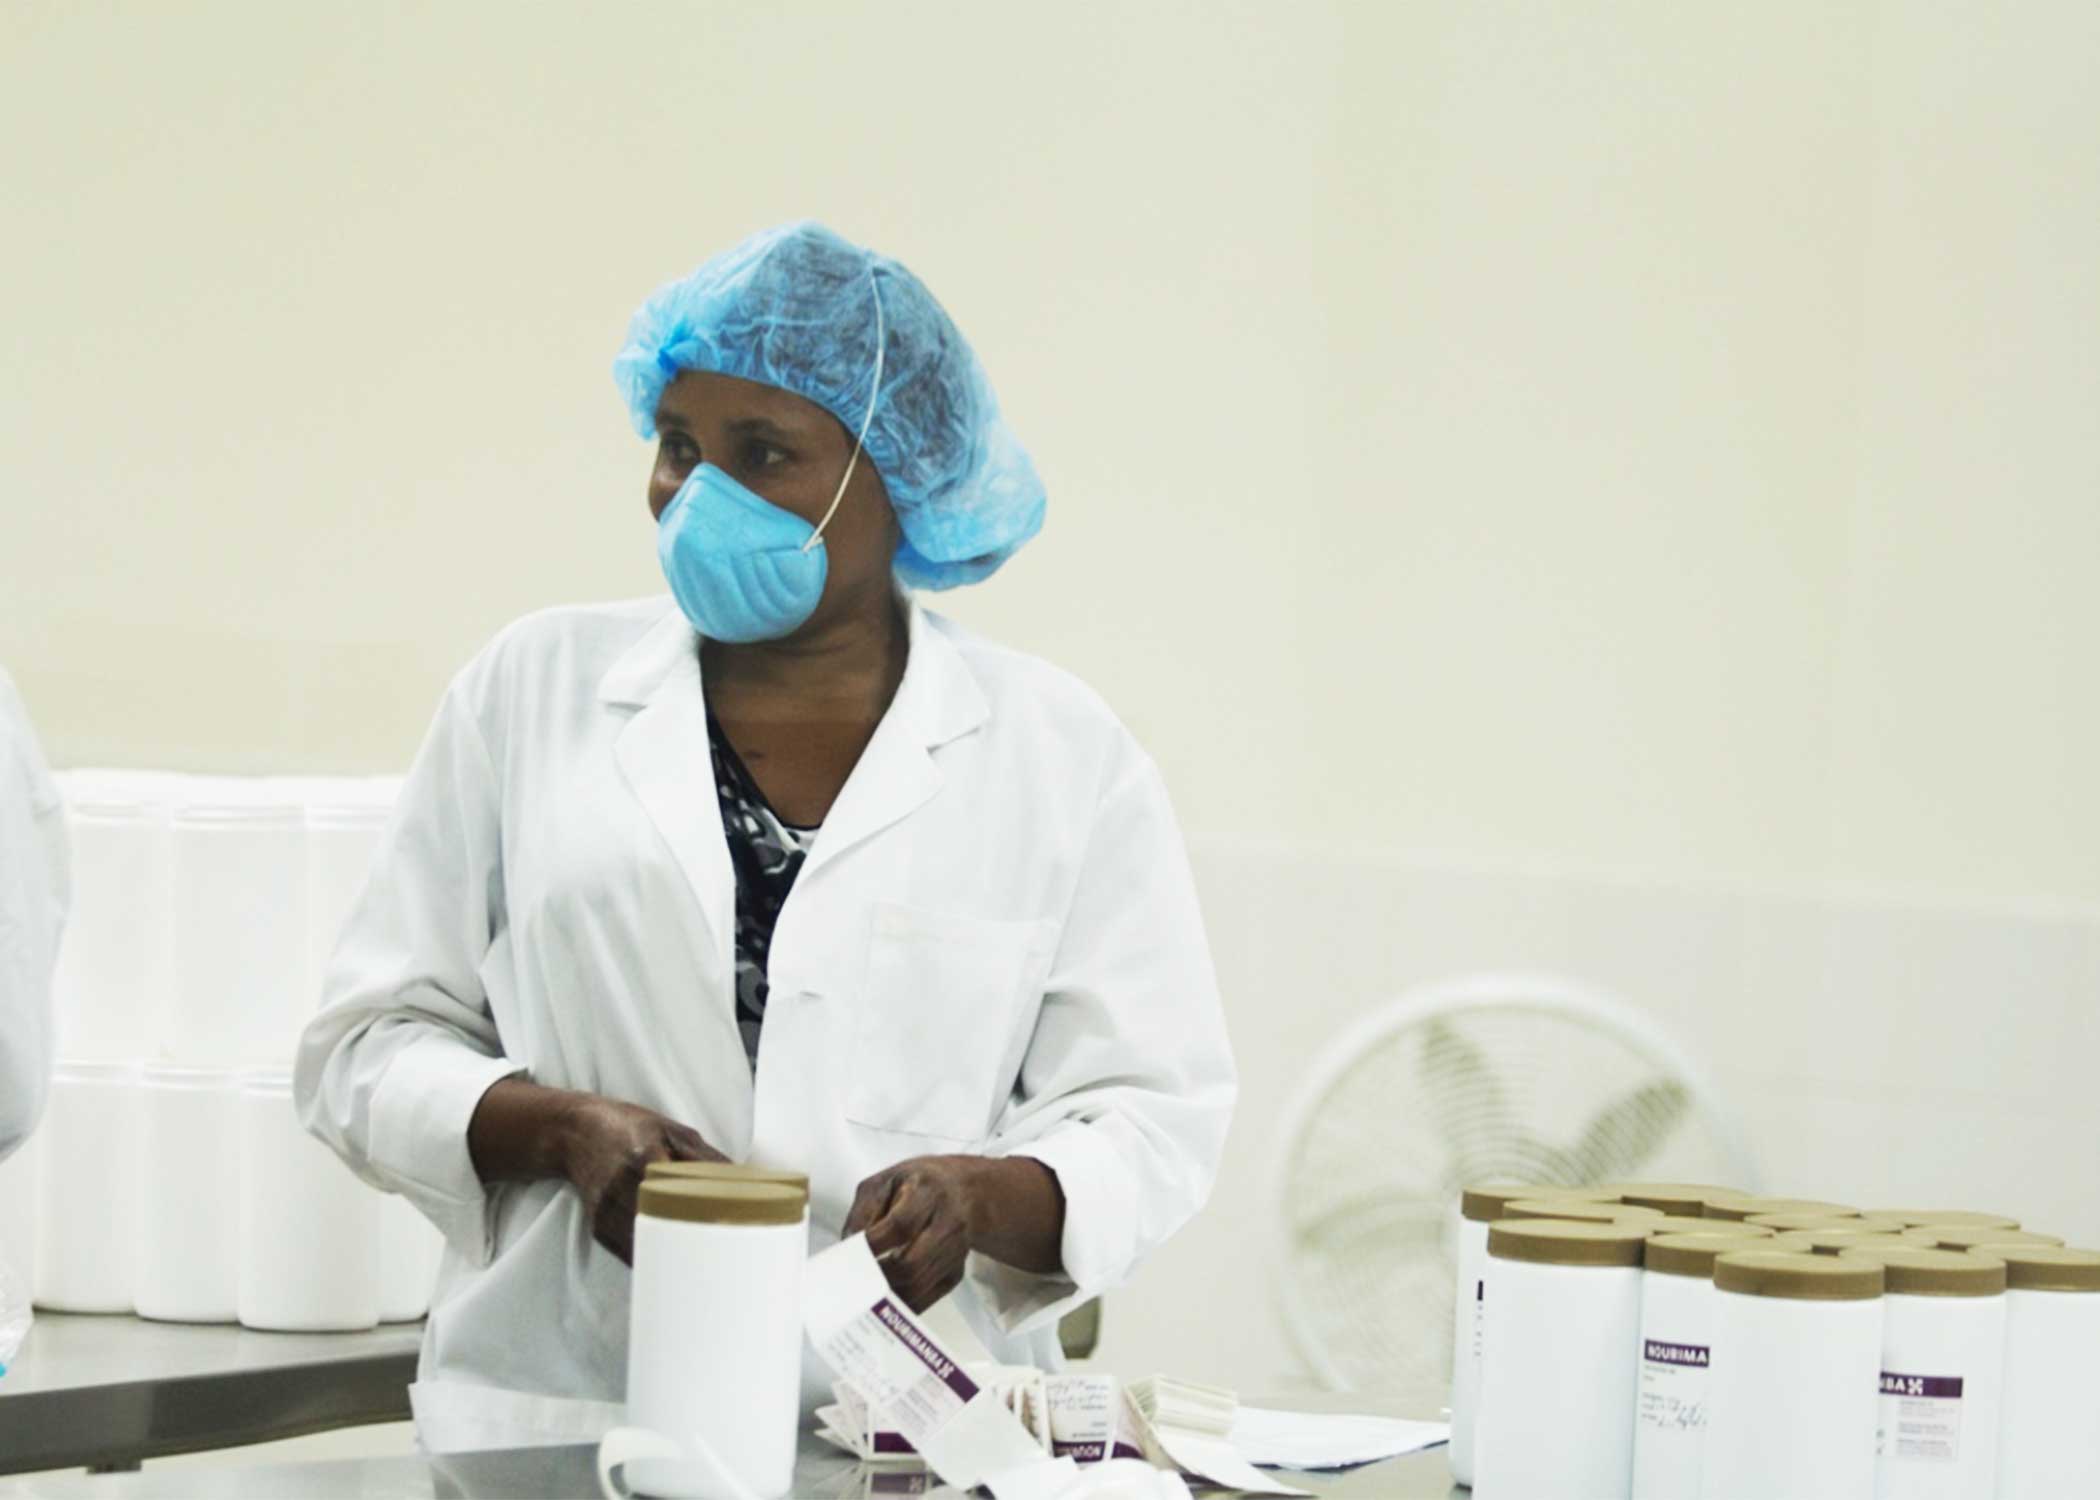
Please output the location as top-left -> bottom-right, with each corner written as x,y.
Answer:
293,679 -> 524,1265
0,672 -> 67,1165
970,742 -> 1238,1336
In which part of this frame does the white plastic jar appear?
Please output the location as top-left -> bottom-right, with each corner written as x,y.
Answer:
168,781 -> 306,1067
1993,1246 -> 2100,1494
1837,1246 -> 2006,1500
136,1064 -> 242,1323
236,1071 -> 378,1331
1448,1183 -> 1621,1487
302,777 -> 398,1009
33,1060 -> 141,1313
49,772 -> 171,1063
612,1177 -> 810,1499
1473,1218 -> 1649,1499
1632,1231 -> 1773,1500
1701,1249 -> 1884,1500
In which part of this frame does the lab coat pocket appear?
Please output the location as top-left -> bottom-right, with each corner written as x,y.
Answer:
845,902 -> 1052,1143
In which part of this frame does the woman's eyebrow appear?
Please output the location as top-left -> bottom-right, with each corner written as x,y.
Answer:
726,415 -> 807,441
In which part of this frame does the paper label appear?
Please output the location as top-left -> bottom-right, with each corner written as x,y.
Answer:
1637,1339 -> 1711,1434
1878,1371 -> 1962,1463
803,1236 -> 1049,1494
1045,1375 -> 1145,1463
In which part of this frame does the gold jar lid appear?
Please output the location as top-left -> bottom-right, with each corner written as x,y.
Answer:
1501,1198 -> 1664,1225
1994,1247 -> 2100,1293
1645,1232 -> 1777,1279
1929,1227 -> 2065,1253
1838,1246 -> 2007,1297
1460,1183 -> 1620,1223
1646,1215 -> 1775,1238
1487,1220 -> 1649,1268
1714,1250 -> 1884,1301
1875,1210 -> 2020,1231
1703,1195 -> 1857,1222
644,1160 -> 811,1194
1747,1211 -> 1911,1235
1593,1182 -> 1741,1216
1768,1228 -> 1939,1257
637,1178 -> 808,1227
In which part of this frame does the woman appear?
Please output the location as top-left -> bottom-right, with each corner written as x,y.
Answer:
296,221 -> 1236,1453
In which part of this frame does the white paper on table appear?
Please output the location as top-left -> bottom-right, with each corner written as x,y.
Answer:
1228,1405 -> 1451,1470
1122,1379 -> 1310,1498
804,1234 -> 1058,1496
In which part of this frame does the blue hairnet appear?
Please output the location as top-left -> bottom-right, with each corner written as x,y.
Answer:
614,221 -> 1045,591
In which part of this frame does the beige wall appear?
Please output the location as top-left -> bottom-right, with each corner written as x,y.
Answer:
4,0 -> 2096,1395
4,0 -> 2093,907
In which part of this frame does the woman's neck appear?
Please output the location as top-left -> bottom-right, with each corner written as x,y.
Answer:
700,583 -> 909,723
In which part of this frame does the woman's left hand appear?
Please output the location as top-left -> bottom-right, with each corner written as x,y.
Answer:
841,1155 -> 980,1313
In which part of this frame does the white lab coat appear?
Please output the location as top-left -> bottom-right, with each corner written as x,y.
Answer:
295,597 -> 1236,1453
0,667 -> 68,1163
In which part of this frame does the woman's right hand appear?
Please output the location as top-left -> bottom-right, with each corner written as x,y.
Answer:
556,1093 -> 725,1264
468,1078 -> 724,1265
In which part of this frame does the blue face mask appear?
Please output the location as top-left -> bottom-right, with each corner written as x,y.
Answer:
656,276 -> 886,644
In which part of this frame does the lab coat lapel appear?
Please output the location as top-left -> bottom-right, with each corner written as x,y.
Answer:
600,608 -> 734,971
799,605 -> 988,881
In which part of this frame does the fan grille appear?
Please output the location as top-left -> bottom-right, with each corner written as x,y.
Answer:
1279,993 -> 1748,1406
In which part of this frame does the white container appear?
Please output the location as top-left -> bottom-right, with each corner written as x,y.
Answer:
1473,1218 -> 1648,1499
135,1065 -> 242,1323
236,1072 -> 377,1332
33,1061 -> 141,1313
1632,1231 -> 1773,1500
614,1177 -> 808,1499
0,1130 -> 41,1292
1701,1250 -> 1884,1500
1450,1183 -> 1625,1486
1833,1247 -> 2005,1500
49,772 -> 171,1063
1993,1247 -> 2100,1495
303,779 -> 397,1010
376,1190 -> 443,1323
168,783 -> 307,1067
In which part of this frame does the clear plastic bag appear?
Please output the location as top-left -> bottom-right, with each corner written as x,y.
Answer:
0,1249 -> 30,1377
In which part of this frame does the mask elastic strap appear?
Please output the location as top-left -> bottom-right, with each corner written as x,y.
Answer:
801,272 -> 887,553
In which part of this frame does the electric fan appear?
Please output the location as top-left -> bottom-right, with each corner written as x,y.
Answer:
1271,971 -> 1758,1407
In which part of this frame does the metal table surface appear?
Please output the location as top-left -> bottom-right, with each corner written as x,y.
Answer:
0,1313 -> 421,1475
0,1393 -> 1457,1499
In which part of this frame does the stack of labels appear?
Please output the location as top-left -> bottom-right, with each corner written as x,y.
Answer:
168,783 -> 306,1066
34,1062 -> 141,1312
237,1073 -> 377,1331
1700,1251 -> 1883,1500
1474,1220 -> 1648,1499
50,772 -> 171,1062
1838,1246 -> 2006,1500
136,1065 -> 242,1323
1448,1183 -> 1622,1488
376,1192 -> 444,1323
1993,1247 -> 2100,1494
1701,1194 -> 1857,1222
1632,1232 -> 1774,1500
303,778 -> 398,1011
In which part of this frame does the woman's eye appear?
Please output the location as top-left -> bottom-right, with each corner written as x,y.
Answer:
661,434 -> 699,465
748,441 -> 788,469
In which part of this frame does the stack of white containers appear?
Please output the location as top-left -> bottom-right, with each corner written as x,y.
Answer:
15,769 -> 443,1333
1456,1180 -> 2100,1498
